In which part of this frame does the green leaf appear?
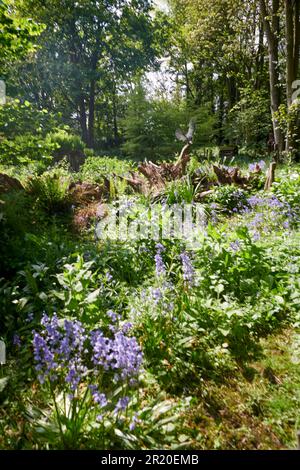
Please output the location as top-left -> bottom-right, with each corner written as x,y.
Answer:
86,288 -> 101,304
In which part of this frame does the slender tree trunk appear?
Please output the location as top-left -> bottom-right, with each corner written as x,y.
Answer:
286,0 -> 294,151
87,79 -> 96,148
226,75 -> 237,110
255,21 -> 265,90
259,0 -> 284,157
294,0 -> 300,79
112,83 -> 119,146
218,89 -> 224,145
79,95 -> 88,144
286,1 -> 295,109
285,0 -> 300,154
294,0 -> 300,161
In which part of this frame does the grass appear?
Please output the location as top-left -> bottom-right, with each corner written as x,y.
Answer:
183,329 -> 300,450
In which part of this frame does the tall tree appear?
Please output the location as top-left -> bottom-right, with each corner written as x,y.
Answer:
0,0 -> 42,72
16,0 -> 159,148
259,0 -> 284,155
285,0 -> 300,154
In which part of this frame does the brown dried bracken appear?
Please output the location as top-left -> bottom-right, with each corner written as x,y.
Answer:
0,173 -> 23,193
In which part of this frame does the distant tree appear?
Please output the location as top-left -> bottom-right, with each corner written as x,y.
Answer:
122,82 -> 216,160
12,0 -> 162,148
0,0 -> 42,71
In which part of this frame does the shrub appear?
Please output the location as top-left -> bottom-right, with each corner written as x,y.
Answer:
0,99 -> 60,166
79,156 -> 136,183
25,171 -> 71,214
209,185 -> 250,215
0,133 -> 57,166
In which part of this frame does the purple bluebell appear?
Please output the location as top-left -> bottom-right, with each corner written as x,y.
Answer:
122,322 -> 133,333
151,287 -> 163,304
107,310 -> 118,322
129,413 -> 140,431
155,243 -> 165,254
13,333 -> 21,348
155,252 -> 166,277
180,251 -> 195,287
105,272 -> 113,283
91,388 -> 107,408
230,241 -> 241,252
115,396 -> 130,413
26,312 -> 34,323
282,221 -> 289,229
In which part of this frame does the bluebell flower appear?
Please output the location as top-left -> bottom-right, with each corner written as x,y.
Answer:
155,252 -> 166,277
107,310 -> 117,322
283,220 -> 289,229
129,413 -> 140,431
180,252 -> 195,287
115,396 -> 130,413
230,241 -> 241,252
13,333 -> 21,348
26,312 -> 34,323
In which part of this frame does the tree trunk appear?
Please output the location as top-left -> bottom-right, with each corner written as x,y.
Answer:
218,89 -> 224,145
294,0 -> 300,80
79,95 -> 88,145
112,84 -> 119,147
87,79 -> 96,148
285,0 -> 300,156
255,20 -> 265,90
286,0 -> 295,151
226,75 -> 237,110
259,0 -> 284,156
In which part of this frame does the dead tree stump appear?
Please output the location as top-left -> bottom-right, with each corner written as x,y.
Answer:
264,162 -> 277,191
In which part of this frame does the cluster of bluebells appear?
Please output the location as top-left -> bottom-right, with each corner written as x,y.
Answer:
13,333 -> 21,348
243,194 -> 298,233
179,251 -> 195,287
229,240 -> 241,252
33,314 -> 87,392
154,243 -> 166,277
246,194 -> 284,210
129,282 -> 175,322
90,328 -> 142,381
32,313 -> 143,416
149,284 -> 175,314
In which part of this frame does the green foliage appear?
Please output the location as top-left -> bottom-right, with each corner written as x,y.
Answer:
1,167 -> 300,447
226,88 -> 271,147
122,83 -> 216,160
47,130 -> 86,154
0,133 -> 57,166
209,185 -> 249,214
25,170 -> 71,214
0,100 -> 60,166
79,156 -> 136,183
0,0 -> 43,68
271,170 -> 300,212
276,103 -> 300,159
161,177 -> 198,204
1,0 -> 300,451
